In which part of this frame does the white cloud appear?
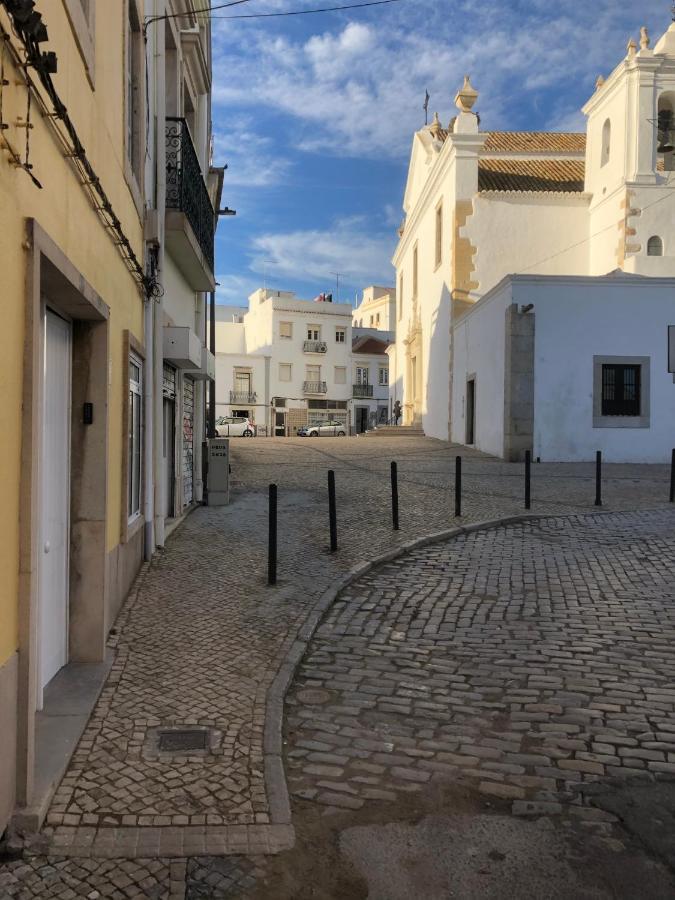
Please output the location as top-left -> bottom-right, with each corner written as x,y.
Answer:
214,273 -> 260,305
211,0 -> 667,160
249,217 -> 396,288
212,117 -> 291,188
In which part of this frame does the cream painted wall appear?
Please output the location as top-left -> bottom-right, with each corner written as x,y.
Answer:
0,3 -> 144,665
469,196 -> 590,289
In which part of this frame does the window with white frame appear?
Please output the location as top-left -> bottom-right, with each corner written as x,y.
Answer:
306,364 -> 321,381
379,367 -> 389,386
335,327 -> 346,343
128,354 -> 143,521
356,367 -> 370,385
334,366 -> 347,384
280,321 -> 293,339
279,363 -> 292,382
307,325 -> 321,341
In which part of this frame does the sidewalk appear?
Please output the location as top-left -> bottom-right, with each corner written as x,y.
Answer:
3,437 -> 675,896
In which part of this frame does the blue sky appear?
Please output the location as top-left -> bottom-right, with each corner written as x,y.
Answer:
211,0 -> 668,307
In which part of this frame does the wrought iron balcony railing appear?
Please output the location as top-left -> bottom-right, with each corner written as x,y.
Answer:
230,390 -> 257,403
303,340 -> 327,353
166,117 -> 215,273
353,383 -> 374,398
303,381 -> 327,394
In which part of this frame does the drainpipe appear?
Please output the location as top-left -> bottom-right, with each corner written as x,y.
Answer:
208,289 -> 216,437
193,291 -> 205,502
153,6 -> 166,548
143,295 -> 155,560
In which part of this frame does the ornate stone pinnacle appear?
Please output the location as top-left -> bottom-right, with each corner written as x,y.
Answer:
454,75 -> 478,113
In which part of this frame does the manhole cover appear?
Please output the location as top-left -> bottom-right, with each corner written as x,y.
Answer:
296,688 -> 331,705
159,729 -> 209,752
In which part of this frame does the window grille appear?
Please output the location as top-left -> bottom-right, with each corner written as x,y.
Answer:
601,364 -> 641,416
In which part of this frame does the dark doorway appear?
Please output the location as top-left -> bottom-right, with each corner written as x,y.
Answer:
466,378 -> 476,445
356,407 -> 369,434
275,411 -> 286,437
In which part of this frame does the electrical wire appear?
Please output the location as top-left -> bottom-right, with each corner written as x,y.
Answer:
210,0 -> 406,18
143,0 -> 253,34
144,0 -> 405,32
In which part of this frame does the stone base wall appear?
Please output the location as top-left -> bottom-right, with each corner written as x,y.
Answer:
106,526 -> 144,632
0,653 -> 18,836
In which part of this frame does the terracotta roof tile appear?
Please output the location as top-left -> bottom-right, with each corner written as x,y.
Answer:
478,158 -> 586,193
483,131 -> 586,153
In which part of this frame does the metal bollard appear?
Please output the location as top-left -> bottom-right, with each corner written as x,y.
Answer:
268,483 -> 277,585
328,469 -> 338,552
391,461 -> 399,531
670,449 -> 675,503
595,451 -> 602,507
455,456 -> 462,518
525,450 -> 531,510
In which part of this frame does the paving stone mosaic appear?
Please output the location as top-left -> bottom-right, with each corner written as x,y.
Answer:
286,509 -> 675,814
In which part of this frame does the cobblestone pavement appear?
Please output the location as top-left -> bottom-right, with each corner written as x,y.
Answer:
286,508 -> 675,818
3,437 -> 674,896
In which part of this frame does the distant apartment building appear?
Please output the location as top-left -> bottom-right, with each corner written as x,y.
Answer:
216,290 -> 353,435
352,285 -> 396,330
351,332 -> 392,432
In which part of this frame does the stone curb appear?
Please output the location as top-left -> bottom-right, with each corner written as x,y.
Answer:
263,510 -> 564,830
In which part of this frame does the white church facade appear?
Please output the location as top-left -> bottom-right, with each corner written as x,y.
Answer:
391,21 -> 675,461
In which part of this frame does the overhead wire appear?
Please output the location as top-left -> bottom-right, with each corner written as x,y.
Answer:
209,0 -> 406,19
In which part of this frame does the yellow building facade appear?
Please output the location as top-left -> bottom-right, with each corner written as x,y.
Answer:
0,0 -> 148,834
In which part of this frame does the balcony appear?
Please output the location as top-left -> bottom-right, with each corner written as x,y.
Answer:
165,117 -> 215,291
230,390 -> 257,403
353,383 -> 374,398
303,340 -> 327,353
303,381 -> 327,394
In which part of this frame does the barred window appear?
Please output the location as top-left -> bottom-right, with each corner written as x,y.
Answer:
601,364 -> 641,416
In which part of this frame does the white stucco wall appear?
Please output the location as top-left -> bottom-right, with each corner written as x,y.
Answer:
451,286 -> 509,455
527,277 -> 675,462
452,274 -> 675,463
469,195 -> 590,291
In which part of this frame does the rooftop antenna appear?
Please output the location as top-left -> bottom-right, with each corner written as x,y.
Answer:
330,272 -> 343,303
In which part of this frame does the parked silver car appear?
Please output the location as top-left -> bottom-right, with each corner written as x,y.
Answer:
215,416 -> 255,437
299,420 -> 347,437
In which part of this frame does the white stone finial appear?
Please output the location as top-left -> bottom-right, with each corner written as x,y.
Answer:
627,37 -> 638,57
429,111 -> 443,138
640,26 -> 650,50
595,74 -> 605,90
455,75 -> 478,113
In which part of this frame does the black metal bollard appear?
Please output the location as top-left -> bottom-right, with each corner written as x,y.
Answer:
525,450 -> 531,510
454,456 -> 462,518
328,469 -> 338,552
670,449 -> 675,503
595,451 -> 602,507
391,461 -> 399,530
268,483 -> 277,585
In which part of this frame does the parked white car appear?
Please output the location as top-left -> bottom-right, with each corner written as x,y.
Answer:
215,416 -> 255,437
299,420 -> 347,437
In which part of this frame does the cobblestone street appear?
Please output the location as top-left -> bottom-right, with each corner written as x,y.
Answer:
2,437 -> 675,897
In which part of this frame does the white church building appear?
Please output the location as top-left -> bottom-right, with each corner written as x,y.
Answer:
390,21 -> 675,462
